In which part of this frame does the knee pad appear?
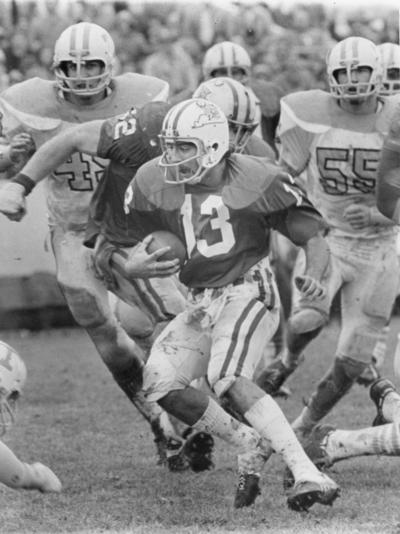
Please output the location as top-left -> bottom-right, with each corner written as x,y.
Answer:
343,325 -> 387,368
288,308 -> 328,334
114,299 -> 155,339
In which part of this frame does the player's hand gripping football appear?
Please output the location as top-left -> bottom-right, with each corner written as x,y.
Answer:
125,234 -> 180,279
0,182 -> 27,221
294,275 -> 326,300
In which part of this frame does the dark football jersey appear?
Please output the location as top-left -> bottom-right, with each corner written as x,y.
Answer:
125,153 -> 327,288
85,102 -> 170,247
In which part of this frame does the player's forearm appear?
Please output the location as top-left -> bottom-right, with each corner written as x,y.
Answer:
377,140 -> 400,223
301,233 -> 330,282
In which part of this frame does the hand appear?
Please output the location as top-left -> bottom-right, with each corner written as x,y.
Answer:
0,182 -> 26,221
124,234 -> 180,279
295,275 -> 326,300
9,133 -> 35,163
343,203 -> 371,229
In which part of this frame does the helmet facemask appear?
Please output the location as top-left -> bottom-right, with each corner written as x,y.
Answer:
0,390 -> 20,436
55,59 -> 111,97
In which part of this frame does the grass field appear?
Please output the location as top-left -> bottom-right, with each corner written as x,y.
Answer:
1,317 -> 400,534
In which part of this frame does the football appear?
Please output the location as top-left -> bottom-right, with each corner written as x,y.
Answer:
146,230 -> 187,267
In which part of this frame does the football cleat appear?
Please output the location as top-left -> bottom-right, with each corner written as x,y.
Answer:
286,472 -> 340,512
257,359 -> 293,396
166,437 -> 190,472
183,431 -> 215,472
31,463 -> 62,493
370,377 -> 396,426
234,472 -> 261,508
283,425 -> 336,491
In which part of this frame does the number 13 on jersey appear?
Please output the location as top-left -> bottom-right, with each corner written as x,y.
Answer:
180,194 -> 235,258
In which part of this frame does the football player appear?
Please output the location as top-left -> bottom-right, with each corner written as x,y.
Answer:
0,341 -> 61,492
201,40 -> 283,155
122,98 -> 340,511
0,22 -> 173,463
258,37 -> 399,439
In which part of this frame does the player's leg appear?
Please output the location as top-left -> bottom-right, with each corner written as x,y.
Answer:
300,423 -> 400,467
257,248 -> 338,395
0,440 -> 61,492
50,227 -> 169,462
292,236 -> 399,438
145,313 -> 279,505
207,272 -> 339,511
370,377 -> 400,425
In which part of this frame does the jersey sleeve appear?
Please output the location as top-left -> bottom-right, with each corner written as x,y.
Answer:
264,172 -> 328,245
97,109 -> 145,163
277,98 -> 315,176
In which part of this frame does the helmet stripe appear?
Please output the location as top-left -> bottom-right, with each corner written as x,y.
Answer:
69,24 -> 77,55
231,43 -> 237,66
224,78 -> 240,120
168,100 -> 195,135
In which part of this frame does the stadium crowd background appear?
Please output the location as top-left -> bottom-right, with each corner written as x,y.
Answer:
0,0 -> 398,99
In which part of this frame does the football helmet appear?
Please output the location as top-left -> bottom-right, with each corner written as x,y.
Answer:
327,37 -> 382,100
0,341 -> 26,435
202,41 -> 252,83
378,43 -> 400,95
53,22 -> 115,96
159,98 -> 229,184
193,78 -> 259,153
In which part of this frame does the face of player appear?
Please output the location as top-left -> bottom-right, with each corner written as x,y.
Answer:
162,140 -> 201,182
384,67 -> 400,93
335,66 -> 377,110
64,60 -> 106,104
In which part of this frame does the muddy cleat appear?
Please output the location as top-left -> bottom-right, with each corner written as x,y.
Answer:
303,425 -> 336,469
166,437 -> 190,472
286,473 -> 340,512
183,431 -> 214,472
257,359 -> 293,396
31,463 -> 62,493
234,472 -> 261,508
370,378 -> 396,426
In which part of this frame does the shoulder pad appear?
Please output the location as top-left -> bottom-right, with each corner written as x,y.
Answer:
281,89 -> 332,133
112,73 -> 169,106
249,79 -> 283,117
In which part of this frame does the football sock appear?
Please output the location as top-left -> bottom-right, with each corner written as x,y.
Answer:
192,397 -> 261,453
382,393 -> 400,424
244,395 -> 320,481
326,424 -> 400,461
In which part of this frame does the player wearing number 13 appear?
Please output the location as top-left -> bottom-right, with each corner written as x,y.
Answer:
258,37 -> 399,438
124,98 -> 340,511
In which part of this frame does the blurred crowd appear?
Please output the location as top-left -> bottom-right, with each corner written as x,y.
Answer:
0,0 -> 398,99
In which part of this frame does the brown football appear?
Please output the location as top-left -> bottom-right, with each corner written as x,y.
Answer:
146,230 -> 187,267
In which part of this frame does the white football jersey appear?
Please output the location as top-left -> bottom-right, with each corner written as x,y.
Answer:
278,89 -> 400,238
0,74 -> 169,229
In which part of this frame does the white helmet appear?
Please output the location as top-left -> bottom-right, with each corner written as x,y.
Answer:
193,77 -> 259,153
53,22 -> 115,96
327,37 -> 382,100
378,42 -> 400,95
0,341 -> 26,435
159,98 -> 229,185
202,41 -> 251,83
